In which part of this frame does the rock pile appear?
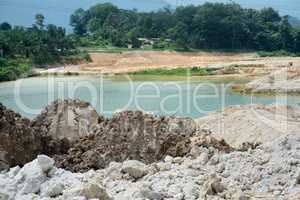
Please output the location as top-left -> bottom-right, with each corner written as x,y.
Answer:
0,155 -> 111,200
1,100 -> 300,199
1,133 -> 300,200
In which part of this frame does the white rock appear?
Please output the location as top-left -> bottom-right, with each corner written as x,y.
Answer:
201,176 -> 226,197
8,166 -> 20,178
15,193 -> 39,200
133,187 -> 163,200
164,156 -> 173,163
17,160 -> 46,194
197,151 -> 209,165
156,162 -> 172,171
173,157 -> 183,164
40,181 -> 64,197
216,163 -> 225,173
173,193 -> 184,200
121,160 -> 148,179
104,162 -> 123,180
183,183 -> 199,199
63,183 -> 111,200
66,197 -> 87,200
1,134 -> 300,200
21,174 -> 46,195
37,155 -> 55,173
167,184 -> 182,197
232,191 -> 250,200
190,146 -> 202,159
209,155 -> 219,165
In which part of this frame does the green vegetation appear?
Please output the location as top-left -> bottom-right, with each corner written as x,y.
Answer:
0,14 -> 90,81
257,50 -> 300,57
152,39 -> 175,50
127,67 -> 217,76
70,2 -> 300,53
0,58 -> 36,82
2,2 -> 300,81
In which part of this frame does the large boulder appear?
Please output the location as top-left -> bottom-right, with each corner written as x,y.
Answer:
121,160 -> 148,179
32,99 -> 99,142
63,183 -> 111,200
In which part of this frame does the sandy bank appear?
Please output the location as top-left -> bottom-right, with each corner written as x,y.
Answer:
240,66 -> 300,93
196,104 -> 300,148
38,51 -> 300,75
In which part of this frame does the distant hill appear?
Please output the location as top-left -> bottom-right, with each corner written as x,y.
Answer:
288,16 -> 300,28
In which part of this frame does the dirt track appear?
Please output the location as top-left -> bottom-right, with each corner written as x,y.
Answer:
41,51 -> 300,74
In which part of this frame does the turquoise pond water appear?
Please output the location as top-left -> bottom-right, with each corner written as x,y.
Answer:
0,75 -> 299,119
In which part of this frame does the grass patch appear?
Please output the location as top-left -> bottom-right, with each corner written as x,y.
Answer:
127,67 -> 218,76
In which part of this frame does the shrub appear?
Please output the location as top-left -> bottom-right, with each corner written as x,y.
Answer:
0,59 -> 33,82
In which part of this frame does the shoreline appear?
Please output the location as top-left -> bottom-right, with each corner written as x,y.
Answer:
36,50 -> 300,74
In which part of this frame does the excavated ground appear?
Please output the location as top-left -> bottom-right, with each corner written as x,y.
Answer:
0,100 -> 233,173
1,100 -> 300,199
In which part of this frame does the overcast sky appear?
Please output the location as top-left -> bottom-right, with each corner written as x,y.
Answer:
1,0 -> 299,32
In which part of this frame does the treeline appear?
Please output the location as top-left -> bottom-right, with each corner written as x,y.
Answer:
70,2 -> 300,52
0,15 -> 89,81
0,15 -> 77,65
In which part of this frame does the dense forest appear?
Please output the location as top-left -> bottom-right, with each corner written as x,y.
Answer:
1,2 -> 300,82
0,15 -> 89,81
70,2 -> 300,52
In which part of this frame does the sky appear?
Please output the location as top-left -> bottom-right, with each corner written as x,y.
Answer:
0,0 -> 300,32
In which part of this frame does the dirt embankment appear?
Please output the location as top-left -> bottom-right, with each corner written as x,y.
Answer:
2,99 -> 300,172
196,104 -> 300,148
39,51 -> 300,75
1,100 -> 232,172
0,104 -> 42,170
234,66 -> 300,93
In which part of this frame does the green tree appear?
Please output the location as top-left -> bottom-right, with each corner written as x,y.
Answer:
70,8 -> 87,36
35,14 -> 45,29
0,22 -> 12,30
69,2 -> 299,52
279,16 -> 294,51
294,30 -> 300,52
127,30 -> 141,48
